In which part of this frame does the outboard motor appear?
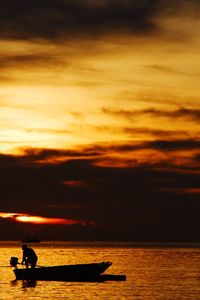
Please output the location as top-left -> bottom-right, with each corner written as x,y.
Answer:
10,257 -> 19,268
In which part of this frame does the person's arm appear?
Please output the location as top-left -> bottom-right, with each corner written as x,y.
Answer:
22,251 -> 26,265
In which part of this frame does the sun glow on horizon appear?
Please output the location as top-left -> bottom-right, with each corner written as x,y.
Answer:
0,212 -> 94,226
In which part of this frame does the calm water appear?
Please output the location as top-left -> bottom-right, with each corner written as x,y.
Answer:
1,242 -> 200,299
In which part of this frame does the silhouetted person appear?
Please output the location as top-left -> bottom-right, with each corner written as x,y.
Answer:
22,244 -> 38,269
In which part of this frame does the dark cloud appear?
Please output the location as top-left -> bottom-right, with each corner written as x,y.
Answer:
0,0 -> 157,40
102,107 -> 137,120
146,139 -> 200,152
146,65 -> 200,77
103,107 -> 200,122
21,138 -> 200,159
94,124 -> 192,139
0,53 -> 62,70
143,108 -> 200,122
124,127 -> 191,139
0,0 -> 199,42
21,147 -> 102,161
94,139 -> 200,153
0,145 -> 200,241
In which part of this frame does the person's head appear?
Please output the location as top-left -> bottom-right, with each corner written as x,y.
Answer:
22,244 -> 27,250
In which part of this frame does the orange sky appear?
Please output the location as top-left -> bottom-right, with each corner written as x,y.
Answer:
0,0 -> 200,241
0,3 -> 199,163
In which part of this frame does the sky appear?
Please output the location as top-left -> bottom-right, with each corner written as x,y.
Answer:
0,0 -> 200,241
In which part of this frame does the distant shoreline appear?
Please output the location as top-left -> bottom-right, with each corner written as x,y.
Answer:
1,240 -> 200,248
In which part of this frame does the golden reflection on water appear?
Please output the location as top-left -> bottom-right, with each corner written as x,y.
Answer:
1,242 -> 200,299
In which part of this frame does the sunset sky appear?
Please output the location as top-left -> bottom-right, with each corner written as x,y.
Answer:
0,0 -> 200,241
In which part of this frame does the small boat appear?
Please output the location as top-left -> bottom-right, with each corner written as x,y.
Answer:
12,261 -> 113,281
21,236 -> 42,243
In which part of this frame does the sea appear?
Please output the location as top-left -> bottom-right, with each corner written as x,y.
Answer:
1,241 -> 200,299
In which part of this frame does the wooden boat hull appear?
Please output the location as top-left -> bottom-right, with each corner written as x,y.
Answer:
14,262 -> 112,281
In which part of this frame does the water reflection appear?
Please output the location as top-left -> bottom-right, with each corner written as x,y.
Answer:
10,280 -> 18,287
22,280 -> 37,288
11,279 -> 37,288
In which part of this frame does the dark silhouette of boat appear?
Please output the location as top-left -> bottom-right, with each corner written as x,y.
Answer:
11,259 -> 126,282
21,239 -> 41,243
21,236 -> 41,243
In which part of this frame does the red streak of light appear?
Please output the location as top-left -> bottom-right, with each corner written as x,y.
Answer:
0,212 -> 95,226
182,188 -> 200,194
15,215 -> 88,225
